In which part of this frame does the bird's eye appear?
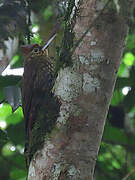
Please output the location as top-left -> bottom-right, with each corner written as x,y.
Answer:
33,48 -> 39,53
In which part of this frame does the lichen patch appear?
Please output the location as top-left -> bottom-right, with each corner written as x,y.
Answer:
55,67 -> 82,102
83,73 -> 100,94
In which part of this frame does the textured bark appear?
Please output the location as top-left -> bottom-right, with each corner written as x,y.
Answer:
27,0 -> 129,179
0,37 -> 18,74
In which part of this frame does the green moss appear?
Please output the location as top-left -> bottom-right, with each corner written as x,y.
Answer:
55,0 -> 78,74
48,126 -> 60,138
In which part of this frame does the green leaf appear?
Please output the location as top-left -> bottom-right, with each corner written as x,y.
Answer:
10,168 -> 26,180
123,52 -> 135,66
5,106 -> 23,125
111,90 -> 124,106
0,103 -> 12,123
117,62 -> 130,77
6,121 -> 25,145
126,34 -> 135,52
103,123 -> 128,144
2,143 -> 16,156
43,5 -> 53,20
31,33 -> 42,44
10,55 -> 19,66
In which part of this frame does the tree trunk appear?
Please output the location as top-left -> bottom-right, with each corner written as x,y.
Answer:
0,37 -> 18,74
27,0 -> 130,179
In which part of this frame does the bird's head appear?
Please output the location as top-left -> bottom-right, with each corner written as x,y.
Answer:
21,44 -> 40,56
22,44 -> 48,60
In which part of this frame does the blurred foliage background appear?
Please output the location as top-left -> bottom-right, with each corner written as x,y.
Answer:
0,0 -> 135,179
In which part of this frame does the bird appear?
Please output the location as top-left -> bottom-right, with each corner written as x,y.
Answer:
22,44 -> 54,141
21,23 -> 61,166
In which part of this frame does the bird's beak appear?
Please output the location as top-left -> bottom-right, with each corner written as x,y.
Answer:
42,33 -> 57,50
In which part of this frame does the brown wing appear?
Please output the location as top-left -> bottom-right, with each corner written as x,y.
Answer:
22,58 -> 37,136
22,55 -> 54,139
